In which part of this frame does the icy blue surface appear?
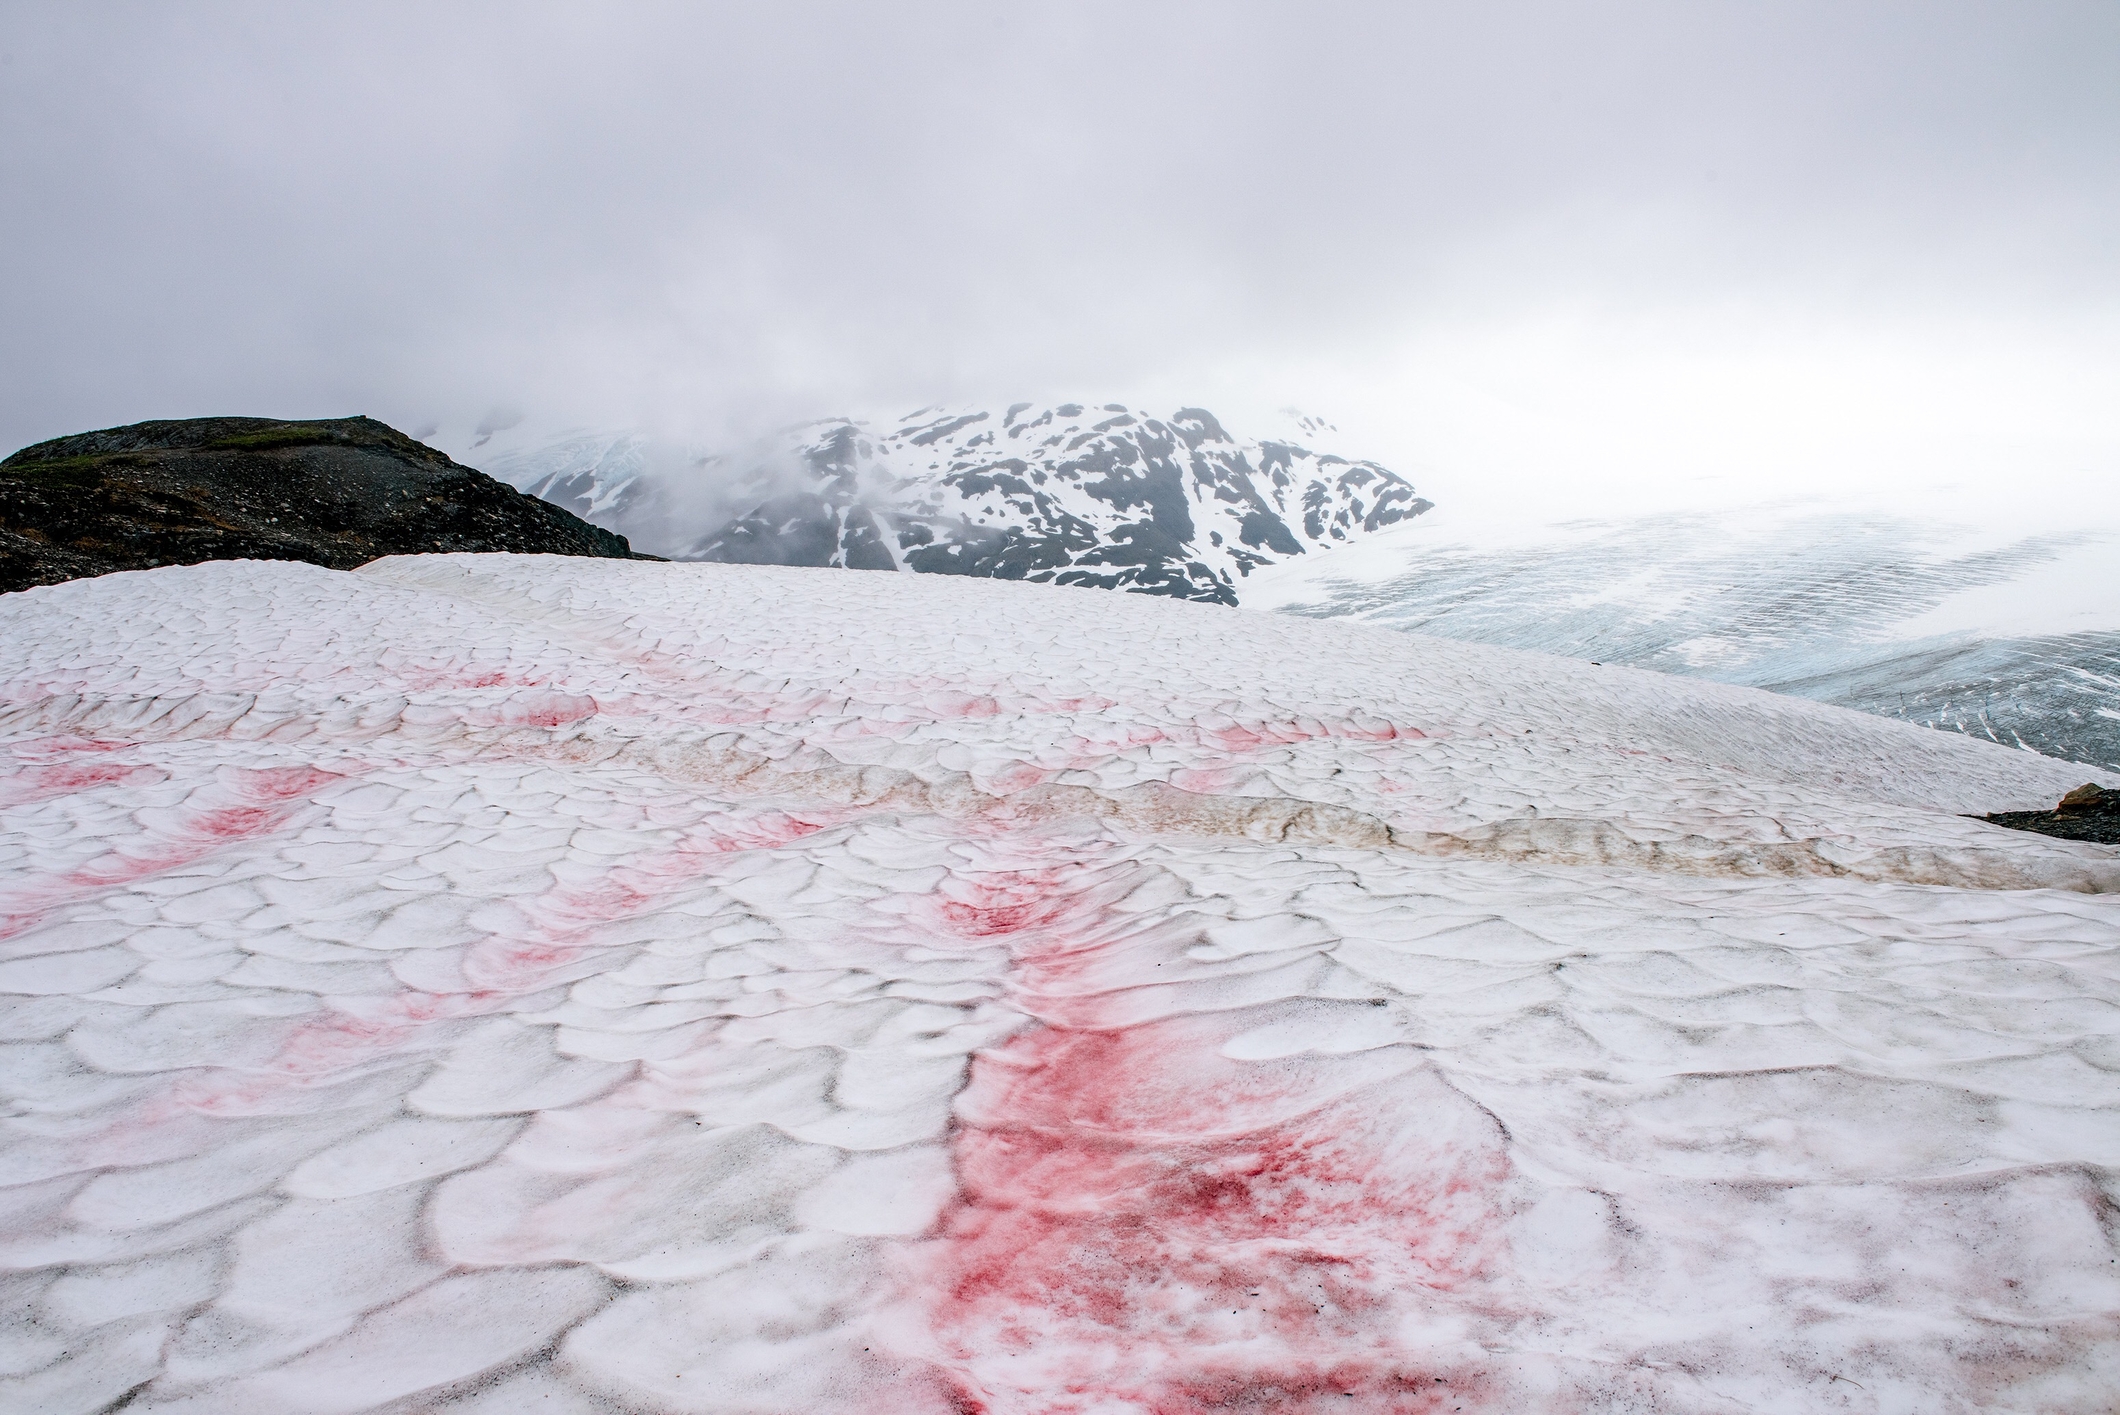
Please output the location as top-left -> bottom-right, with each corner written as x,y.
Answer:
1263,510 -> 2120,771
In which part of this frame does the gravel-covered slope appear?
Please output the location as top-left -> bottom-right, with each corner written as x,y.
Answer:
0,416 -> 650,593
1,557 -> 2116,1414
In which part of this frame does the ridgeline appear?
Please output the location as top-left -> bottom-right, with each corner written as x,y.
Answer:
0,415 -> 655,593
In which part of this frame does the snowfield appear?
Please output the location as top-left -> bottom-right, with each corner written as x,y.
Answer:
3,555 -> 2118,1414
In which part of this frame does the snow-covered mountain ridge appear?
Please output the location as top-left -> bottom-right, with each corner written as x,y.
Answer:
486,404 -> 1431,604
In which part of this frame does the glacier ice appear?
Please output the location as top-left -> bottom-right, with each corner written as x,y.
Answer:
1246,503 -> 2120,771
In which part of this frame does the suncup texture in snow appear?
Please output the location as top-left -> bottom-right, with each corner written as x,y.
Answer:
2,555 -> 2119,1413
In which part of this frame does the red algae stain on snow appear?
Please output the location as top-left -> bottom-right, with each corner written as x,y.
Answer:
1165,765 -> 1242,794
542,810 -> 833,925
976,761 -> 1057,795
185,988 -> 601,1118
459,690 -> 600,730
1,764 -> 350,940
346,658 -> 552,694
168,804 -> 840,1114
91,766 -> 343,866
167,987 -> 496,1117
0,738 -> 168,806
907,850 -> 1516,1414
1047,712 -> 1440,781
218,764 -> 344,800
454,807 -> 839,994
929,1034 -> 1512,1413
0,759 -> 167,806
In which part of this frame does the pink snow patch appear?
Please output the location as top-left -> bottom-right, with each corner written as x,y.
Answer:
542,811 -> 834,928
459,691 -> 599,729
977,761 -> 1055,794
346,659 -> 553,693
1166,765 -> 1242,793
219,765 -> 343,800
1,764 -> 347,939
84,766 -> 340,877
903,855 -> 1515,1413
924,691 -> 1005,719
1052,711 -> 1436,778
178,766 -> 342,845
168,988 -> 497,1117
0,758 -> 167,805
447,808 -> 842,995
144,801 -> 819,1116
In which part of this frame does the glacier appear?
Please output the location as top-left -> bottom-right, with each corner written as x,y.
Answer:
1247,503 -> 2120,773
2,555 -> 2118,1413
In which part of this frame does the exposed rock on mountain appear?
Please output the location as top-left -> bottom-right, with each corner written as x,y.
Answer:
483,405 -> 1431,605
1983,782 -> 2120,844
692,405 -> 1430,605
0,416 -> 651,593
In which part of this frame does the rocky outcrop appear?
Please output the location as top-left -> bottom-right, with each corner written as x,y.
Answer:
1982,783 -> 2120,844
1,416 -> 653,594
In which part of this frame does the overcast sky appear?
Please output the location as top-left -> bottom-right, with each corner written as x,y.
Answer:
3,1 -> 2115,516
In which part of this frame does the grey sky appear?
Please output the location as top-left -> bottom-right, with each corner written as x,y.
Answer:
3,1 -> 2115,511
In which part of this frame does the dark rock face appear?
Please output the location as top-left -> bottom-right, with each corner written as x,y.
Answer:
0,416 -> 652,594
1981,783 -> 2120,845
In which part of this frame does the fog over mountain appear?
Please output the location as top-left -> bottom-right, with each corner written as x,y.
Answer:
2,3 -> 2115,525
481,403 -> 1428,604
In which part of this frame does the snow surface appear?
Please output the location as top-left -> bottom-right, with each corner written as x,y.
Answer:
3,554 -> 2119,1414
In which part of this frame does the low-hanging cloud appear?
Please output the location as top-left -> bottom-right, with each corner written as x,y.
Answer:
1,0 -> 2114,511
